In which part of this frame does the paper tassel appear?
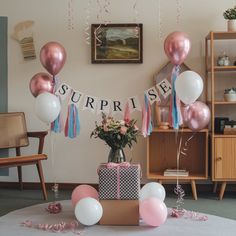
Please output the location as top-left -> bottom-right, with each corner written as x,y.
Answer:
142,94 -> 153,137
51,113 -> 64,133
124,102 -> 131,122
51,95 -> 63,133
170,66 -> 182,129
65,104 -> 80,138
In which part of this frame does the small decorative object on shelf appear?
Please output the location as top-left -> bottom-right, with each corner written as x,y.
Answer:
224,87 -> 236,101
155,104 -> 170,129
223,120 -> 236,134
91,113 -> 139,163
217,52 -> 230,66
223,5 -> 236,31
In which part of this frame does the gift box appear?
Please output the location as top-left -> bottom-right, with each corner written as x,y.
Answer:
98,162 -> 141,200
99,200 -> 139,225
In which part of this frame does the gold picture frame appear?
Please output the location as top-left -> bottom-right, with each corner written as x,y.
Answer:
91,23 -> 143,64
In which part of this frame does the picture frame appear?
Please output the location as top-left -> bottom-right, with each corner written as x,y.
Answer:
91,23 -> 143,64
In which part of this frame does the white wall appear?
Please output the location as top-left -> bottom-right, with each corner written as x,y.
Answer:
0,0 -> 235,183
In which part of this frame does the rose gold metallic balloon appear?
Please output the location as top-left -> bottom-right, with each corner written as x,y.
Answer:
164,31 -> 191,65
185,101 -> 210,132
29,72 -> 54,97
40,42 -> 66,76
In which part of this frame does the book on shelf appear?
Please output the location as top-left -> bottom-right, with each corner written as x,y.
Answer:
164,168 -> 189,176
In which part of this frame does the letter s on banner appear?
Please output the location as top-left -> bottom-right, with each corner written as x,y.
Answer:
55,83 -> 71,101
145,86 -> 160,105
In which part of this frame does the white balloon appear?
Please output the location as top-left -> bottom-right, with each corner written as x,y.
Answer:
74,197 -> 103,226
35,92 -> 61,124
175,70 -> 203,105
140,182 -> 166,202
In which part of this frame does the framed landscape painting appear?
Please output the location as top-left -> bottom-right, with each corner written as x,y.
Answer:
91,23 -> 143,64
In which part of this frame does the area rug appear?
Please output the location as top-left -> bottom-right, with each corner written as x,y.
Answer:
0,200 -> 235,236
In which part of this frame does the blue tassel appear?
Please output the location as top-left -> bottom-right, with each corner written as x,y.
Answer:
171,66 -> 180,129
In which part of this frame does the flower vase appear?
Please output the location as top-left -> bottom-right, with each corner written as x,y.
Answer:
108,148 -> 126,163
227,19 -> 236,32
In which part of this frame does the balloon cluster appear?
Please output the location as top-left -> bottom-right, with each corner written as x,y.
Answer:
140,182 -> 167,227
71,183 -> 167,227
71,185 -> 102,226
164,32 -> 210,131
29,42 -> 66,124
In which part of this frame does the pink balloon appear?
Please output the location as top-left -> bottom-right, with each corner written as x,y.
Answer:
184,101 -> 210,132
140,197 -> 168,227
164,31 -> 191,65
71,185 -> 99,208
40,42 -> 66,76
29,72 -> 54,97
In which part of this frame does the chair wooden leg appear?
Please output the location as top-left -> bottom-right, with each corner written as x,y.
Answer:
191,180 -> 197,200
213,182 -> 218,193
219,182 -> 227,200
36,160 -> 47,200
17,166 -> 23,190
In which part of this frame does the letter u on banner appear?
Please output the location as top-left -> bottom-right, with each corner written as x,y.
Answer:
69,90 -> 84,107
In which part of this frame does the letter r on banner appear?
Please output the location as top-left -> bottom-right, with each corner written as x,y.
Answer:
82,95 -> 98,113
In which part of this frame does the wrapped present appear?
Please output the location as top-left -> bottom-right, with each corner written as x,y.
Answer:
98,162 -> 141,200
99,200 -> 139,225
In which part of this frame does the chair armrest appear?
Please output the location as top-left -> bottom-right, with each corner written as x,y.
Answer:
27,131 -> 48,154
27,131 -> 48,138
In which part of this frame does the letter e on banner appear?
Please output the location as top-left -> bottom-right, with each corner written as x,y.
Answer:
156,78 -> 172,99
145,86 -> 160,104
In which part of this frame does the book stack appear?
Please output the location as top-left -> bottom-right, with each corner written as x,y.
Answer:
164,168 -> 189,176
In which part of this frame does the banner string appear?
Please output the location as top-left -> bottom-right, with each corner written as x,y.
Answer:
158,0 -> 163,41
67,0 -> 74,30
84,0 -> 91,45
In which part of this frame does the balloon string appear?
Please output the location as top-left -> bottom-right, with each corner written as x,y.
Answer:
133,0 -> 139,38
158,0 -> 163,41
49,129 -> 59,200
84,0 -> 91,45
176,0 -> 181,27
67,0 -> 74,30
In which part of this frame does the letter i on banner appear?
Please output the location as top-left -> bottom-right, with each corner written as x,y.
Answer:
128,96 -> 142,112
64,90 -> 83,138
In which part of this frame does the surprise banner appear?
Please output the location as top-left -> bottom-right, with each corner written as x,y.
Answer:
55,78 -> 172,115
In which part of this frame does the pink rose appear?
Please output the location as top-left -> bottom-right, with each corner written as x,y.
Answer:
103,125 -> 108,132
120,126 -> 127,134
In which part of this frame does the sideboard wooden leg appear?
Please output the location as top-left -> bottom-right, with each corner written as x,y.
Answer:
219,182 -> 227,200
191,180 -> 197,200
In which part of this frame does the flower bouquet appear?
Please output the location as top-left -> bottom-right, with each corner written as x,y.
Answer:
90,113 -> 139,162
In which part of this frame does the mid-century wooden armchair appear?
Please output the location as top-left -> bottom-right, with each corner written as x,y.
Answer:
0,112 -> 48,200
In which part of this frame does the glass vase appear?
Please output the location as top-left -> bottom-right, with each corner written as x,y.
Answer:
108,148 -> 126,163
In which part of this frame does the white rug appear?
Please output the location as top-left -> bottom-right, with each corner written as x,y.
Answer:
0,200 -> 235,236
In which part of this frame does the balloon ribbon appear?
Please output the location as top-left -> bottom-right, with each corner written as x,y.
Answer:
65,104 -> 80,138
170,65 -> 182,129
142,94 -> 153,137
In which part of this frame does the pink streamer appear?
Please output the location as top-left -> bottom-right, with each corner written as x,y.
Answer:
21,220 -> 83,234
124,102 -> 131,123
171,208 -> 208,221
45,202 -> 62,214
